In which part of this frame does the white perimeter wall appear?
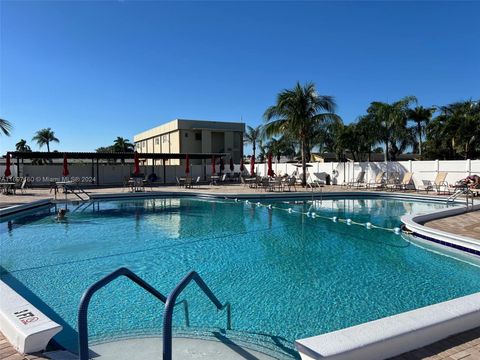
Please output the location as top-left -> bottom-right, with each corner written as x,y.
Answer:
11,160 -> 480,186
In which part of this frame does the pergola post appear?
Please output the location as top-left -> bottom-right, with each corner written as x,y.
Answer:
96,159 -> 99,186
162,158 -> 166,185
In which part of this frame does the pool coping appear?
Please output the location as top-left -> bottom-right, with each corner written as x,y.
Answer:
295,292 -> 480,360
2,191 -> 480,359
401,203 -> 480,257
0,199 -> 53,218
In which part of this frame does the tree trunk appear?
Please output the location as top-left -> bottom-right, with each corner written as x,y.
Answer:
418,122 -> 423,158
384,137 -> 389,162
301,139 -> 307,187
47,142 -> 50,152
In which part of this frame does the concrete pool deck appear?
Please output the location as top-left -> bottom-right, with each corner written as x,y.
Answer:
2,185 -> 480,359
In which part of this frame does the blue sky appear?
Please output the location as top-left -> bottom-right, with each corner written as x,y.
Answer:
1,1 -> 479,155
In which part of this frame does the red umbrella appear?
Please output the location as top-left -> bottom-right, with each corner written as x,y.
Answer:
229,157 -> 234,172
267,153 -> 274,177
185,153 -> 190,175
4,152 -> 11,177
250,156 -> 255,177
133,151 -> 140,175
220,158 -> 225,173
211,156 -> 216,175
62,153 -> 69,177
240,158 -> 245,172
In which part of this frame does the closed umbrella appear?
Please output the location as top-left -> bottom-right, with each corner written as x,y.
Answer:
211,156 -> 216,175
185,153 -> 190,175
134,151 -> 140,175
4,153 -> 11,177
250,156 -> 255,177
220,158 -> 225,173
229,158 -> 234,172
267,153 -> 274,177
62,153 -> 69,177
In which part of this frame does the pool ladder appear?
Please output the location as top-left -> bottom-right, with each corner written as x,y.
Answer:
77,267 -> 231,360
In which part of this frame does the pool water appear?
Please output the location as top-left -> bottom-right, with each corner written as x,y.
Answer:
1,197 -> 479,356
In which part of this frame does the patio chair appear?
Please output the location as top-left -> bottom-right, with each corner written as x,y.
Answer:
347,171 -> 366,188
184,177 -> 193,189
14,178 -> 27,194
176,177 -> 182,188
386,172 -> 414,192
285,177 -> 297,192
366,171 -> 385,190
420,172 -> 449,194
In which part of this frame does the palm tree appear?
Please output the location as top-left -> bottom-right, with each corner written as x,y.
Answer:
408,106 -> 435,158
113,137 -> 134,152
264,82 -> 339,186
0,118 -> 12,136
243,125 -> 263,160
265,136 -> 296,162
32,128 -> 59,152
366,96 -> 417,161
15,139 -> 32,152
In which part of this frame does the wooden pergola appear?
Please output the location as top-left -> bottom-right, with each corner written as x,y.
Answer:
8,151 -> 227,185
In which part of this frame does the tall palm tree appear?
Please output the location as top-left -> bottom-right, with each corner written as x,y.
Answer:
15,139 -> 32,152
113,137 -> 134,152
243,125 -> 263,160
367,96 -> 417,161
0,118 -> 12,136
264,82 -> 339,186
32,128 -> 59,152
408,106 -> 435,158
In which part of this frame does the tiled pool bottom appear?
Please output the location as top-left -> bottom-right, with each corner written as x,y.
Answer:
1,197 -> 480,357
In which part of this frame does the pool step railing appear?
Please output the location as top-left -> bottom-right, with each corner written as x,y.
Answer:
447,188 -> 475,210
77,267 -> 231,360
162,271 -> 231,360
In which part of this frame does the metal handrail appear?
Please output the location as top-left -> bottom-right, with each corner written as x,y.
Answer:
163,271 -> 231,360
78,268 -> 172,360
78,268 -> 230,360
447,187 -> 475,211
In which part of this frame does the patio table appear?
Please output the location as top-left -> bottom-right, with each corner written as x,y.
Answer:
0,182 -> 16,195
128,178 -> 145,192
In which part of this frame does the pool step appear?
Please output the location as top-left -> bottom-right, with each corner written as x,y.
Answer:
88,327 -> 299,359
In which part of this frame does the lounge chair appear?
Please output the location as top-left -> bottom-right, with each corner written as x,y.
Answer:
366,171 -> 385,190
386,172 -> 414,192
306,174 -> 323,189
420,172 -> 449,194
347,171 -> 366,188
194,176 -> 201,188
184,177 -> 193,189
240,176 -> 247,187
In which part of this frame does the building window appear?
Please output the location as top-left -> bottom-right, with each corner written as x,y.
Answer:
155,137 -> 159,145
195,133 -> 202,141
142,142 -> 145,148
162,135 -> 168,143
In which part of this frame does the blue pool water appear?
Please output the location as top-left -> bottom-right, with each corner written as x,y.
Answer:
1,197 -> 480,356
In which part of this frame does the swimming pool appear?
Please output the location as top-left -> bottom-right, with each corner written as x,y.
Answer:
1,197 -> 480,358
